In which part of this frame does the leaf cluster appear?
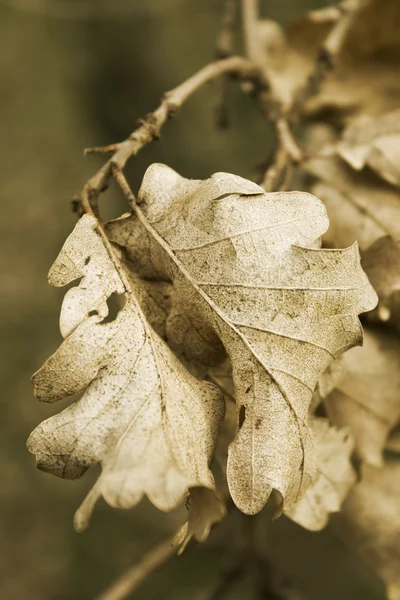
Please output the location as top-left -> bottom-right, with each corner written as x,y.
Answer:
27,1 -> 400,598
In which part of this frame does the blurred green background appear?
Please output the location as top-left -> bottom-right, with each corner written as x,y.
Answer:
0,1 -> 387,598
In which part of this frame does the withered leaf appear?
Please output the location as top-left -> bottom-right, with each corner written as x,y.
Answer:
27,214 -> 224,529
285,418 -> 355,531
336,462 -> 400,600
362,236 -> 400,328
305,152 -> 400,328
108,163 -> 376,515
325,326 -> 400,468
305,155 -> 400,251
309,358 -> 345,414
172,487 -> 226,555
336,110 -> 400,187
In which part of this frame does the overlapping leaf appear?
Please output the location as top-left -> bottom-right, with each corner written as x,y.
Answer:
337,110 -> 400,187
325,326 -> 400,468
172,487 -> 226,554
304,149 -> 400,328
27,214 -> 224,529
285,418 -> 355,531
362,236 -> 400,328
107,163 -> 377,515
305,155 -> 400,252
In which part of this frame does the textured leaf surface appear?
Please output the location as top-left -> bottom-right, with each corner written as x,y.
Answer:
28,215 -> 224,527
325,326 -> 400,468
107,163 -> 376,514
285,419 -> 355,531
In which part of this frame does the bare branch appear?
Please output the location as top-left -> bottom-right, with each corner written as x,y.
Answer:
261,147 -> 290,192
77,56 -> 269,215
96,537 -> 177,600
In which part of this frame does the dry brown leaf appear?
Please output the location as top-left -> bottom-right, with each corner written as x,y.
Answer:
309,359 -> 345,414
285,418 -> 355,531
336,462 -> 400,600
337,110 -> 400,187
284,0 -> 400,119
304,152 -> 400,328
362,236 -> 400,328
305,155 -> 400,251
27,214 -> 224,530
172,487 -> 226,555
107,163 -> 376,515
325,326 -> 400,468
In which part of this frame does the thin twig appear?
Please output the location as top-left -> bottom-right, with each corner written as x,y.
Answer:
288,0 -> 370,119
214,0 -> 237,128
262,0 -> 369,191
261,147 -> 290,192
241,0 -> 301,190
77,56 -> 268,215
96,537 -> 177,600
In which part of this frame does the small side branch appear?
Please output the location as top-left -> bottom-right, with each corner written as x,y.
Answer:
96,537 -> 177,600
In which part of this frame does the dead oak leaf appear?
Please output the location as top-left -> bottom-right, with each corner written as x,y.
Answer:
285,418 -> 355,531
305,155 -> 400,251
362,236 -> 400,329
304,153 -> 400,328
27,214 -> 224,530
337,110 -> 400,187
325,326 -> 400,468
172,487 -> 226,555
108,163 -> 376,515
309,358 -> 345,414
